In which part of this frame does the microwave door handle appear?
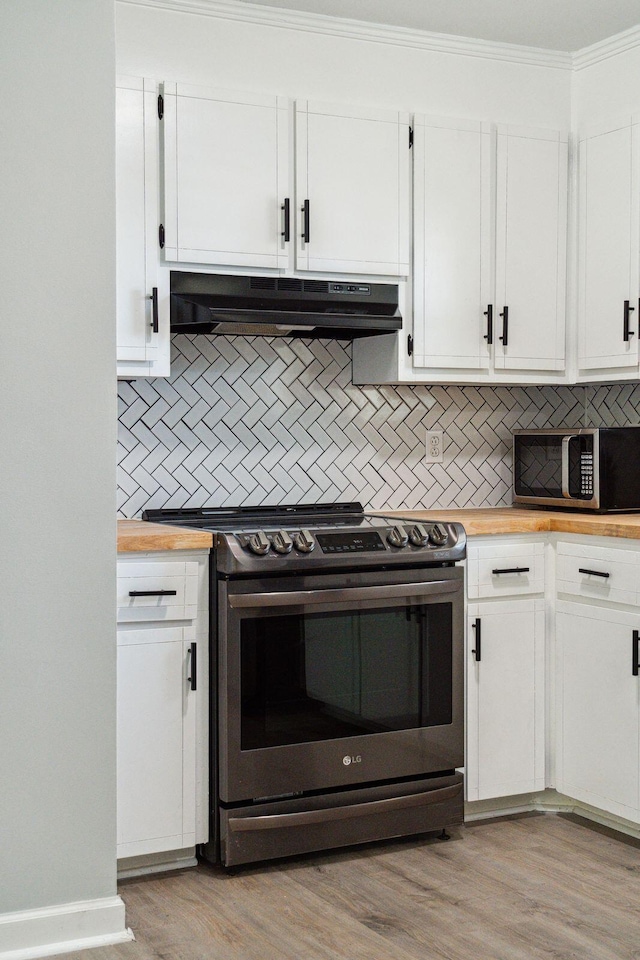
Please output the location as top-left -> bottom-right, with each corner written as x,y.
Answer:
561,435 -> 577,499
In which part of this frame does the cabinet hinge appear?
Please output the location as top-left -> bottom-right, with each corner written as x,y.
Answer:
407,334 -> 413,356
157,93 -> 164,120
409,126 -> 413,149
158,224 -> 165,249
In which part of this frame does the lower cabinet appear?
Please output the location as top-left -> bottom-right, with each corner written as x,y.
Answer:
556,599 -> 640,823
116,551 -> 208,862
466,598 -> 545,801
117,624 -> 197,858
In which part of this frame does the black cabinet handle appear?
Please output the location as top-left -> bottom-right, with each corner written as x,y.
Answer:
281,198 -> 290,242
491,567 -> 530,575
148,287 -> 159,333
302,199 -> 310,243
624,300 -> 635,342
499,306 -> 509,346
471,618 -> 481,662
128,589 -> 178,597
483,304 -> 493,344
578,568 -> 610,579
188,642 -> 197,691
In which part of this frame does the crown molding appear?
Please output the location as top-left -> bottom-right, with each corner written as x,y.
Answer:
118,0 -> 573,70
573,23 -> 640,70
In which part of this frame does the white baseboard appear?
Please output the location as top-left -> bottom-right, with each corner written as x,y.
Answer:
0,896 -> 133,960
465,789 -> 640,841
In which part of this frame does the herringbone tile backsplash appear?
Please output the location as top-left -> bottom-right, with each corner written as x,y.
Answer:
117,336 -> 640,517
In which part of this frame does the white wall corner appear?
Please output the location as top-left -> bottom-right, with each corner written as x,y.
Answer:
0,897 -> 133,960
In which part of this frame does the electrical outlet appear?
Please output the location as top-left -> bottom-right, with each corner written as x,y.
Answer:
425,429 -> 444,463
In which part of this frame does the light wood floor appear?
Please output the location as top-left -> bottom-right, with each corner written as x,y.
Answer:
71,814 -> 640,960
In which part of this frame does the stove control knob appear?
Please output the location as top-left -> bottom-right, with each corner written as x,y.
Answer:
408,523 -> 430,547
387,524 -> 409,548
293,528 -> 315,553
247,530 -> 271,556
429,523 -> 449,547
272,530 -> 293,555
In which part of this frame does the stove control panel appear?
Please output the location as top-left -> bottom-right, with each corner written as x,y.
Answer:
234,521 -> 457,560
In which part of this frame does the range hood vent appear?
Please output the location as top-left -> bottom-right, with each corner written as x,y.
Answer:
170,272 -> 402,340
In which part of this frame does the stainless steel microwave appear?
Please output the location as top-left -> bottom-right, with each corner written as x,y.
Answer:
512,427 -> 640,512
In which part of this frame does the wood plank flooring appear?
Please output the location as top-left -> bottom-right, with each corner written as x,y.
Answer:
70,814 -> 640,960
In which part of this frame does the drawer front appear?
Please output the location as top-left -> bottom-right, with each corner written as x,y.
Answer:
117,560 -> 199,622
467,543 -> 544,599
556,542 -> 640,606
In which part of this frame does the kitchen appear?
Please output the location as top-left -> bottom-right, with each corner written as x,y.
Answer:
4,1 -> 640,959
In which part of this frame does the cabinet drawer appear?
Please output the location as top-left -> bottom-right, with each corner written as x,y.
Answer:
467,543 -> 544,599
117,560 -> 199,622
556,542 -> 640,606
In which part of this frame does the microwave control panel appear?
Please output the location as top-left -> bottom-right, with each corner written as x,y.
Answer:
580,452 -> 594,498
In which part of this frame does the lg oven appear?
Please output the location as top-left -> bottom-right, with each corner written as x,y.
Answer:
143,503 -> 466,867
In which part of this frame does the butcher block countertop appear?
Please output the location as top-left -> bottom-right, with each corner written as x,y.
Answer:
380,507 -> 640,540
117,519 -> 214,553
118,508 -> 640,552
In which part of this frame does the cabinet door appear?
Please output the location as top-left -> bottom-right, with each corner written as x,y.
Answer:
117,627 -> 197,858
162,83 -> 290,269
556,601 -> 640,821
494,126 -> 567,373
116,78 -> 160,365
412,116 -> 492,372
577,116 -> 640,373
467,599 -> 545,802
295,101 -> 410,277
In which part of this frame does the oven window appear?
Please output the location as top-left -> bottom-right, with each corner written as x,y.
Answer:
240,603 -> 452,750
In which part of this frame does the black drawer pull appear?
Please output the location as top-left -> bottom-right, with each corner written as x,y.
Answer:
128,589 -> 178,597
578,568 -> 610,579
492,567 -> 530,575
471,618 -> 481,662
188,642 -> 197,691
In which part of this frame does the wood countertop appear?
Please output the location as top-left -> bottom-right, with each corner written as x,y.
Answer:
117,519 -> 214,553
118,508 -> 640,552
378,507 -> 640,540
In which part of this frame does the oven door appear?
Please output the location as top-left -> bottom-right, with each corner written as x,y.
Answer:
218,567 -> 464,804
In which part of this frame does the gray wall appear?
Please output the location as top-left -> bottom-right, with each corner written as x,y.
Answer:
0,0 -> 117,913
118,335 -> 640,516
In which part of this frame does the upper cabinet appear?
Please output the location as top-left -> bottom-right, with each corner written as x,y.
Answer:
294,101 -> 410,276
577,115 -> 640,379
116,77 -> 170,379
160,84 -> 410,279
493,125 -> 567,375
162,84 -> 290,270
369,116 -> 568,386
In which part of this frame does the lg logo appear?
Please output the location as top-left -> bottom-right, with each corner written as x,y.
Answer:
343,755 -> 362,766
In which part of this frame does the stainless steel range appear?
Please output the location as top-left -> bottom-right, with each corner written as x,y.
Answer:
143,502 -> 466,867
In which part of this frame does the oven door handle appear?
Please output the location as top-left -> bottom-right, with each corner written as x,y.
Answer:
227,579 -> 461,609
227,782 -> 463,832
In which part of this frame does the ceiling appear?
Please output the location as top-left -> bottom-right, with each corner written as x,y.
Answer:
234,0 -> 640,52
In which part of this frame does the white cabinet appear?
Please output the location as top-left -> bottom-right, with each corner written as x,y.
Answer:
355,120 -> 568,385
556,600 -> 640,822
162,84 -> 290,270
117,625 -> 197,857
116,77 -> 170,378
160,84 -> 410,278
577,115 -> 640,378
466,538 -> 546,802
294,101 -> 410,277
116,552 -> 208,861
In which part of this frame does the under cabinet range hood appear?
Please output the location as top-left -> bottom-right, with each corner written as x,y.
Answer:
169,272 -> 402,340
